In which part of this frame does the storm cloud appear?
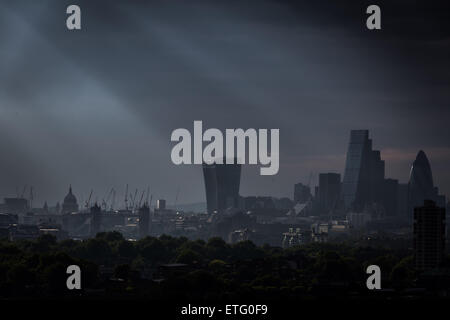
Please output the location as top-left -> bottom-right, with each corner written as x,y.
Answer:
0,0 -> 449,207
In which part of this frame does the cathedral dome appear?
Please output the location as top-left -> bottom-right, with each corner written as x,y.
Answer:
64,186 -> 78,204
62,186 -> 79,213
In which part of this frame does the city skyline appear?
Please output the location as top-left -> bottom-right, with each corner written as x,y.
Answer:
0,0 -> 449,206
0,129 -> 447,210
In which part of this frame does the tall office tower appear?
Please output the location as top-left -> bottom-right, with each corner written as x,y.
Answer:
90,203 -> 101,237
203,158 -> 241,214
156,199 -> 166,210
369,149 -> 385,203
318,173 -> 341,214
342,130 -> 385,211
413,200 -> 446,271
138,204 -> 150,238
408,150 -> 446,215
62,185 -> 79,214
294,182 -> 311,204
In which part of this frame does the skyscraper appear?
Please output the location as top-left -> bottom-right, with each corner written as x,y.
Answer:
156,199 -> 166,211
138,204 -> 150,238
408,150 -> 446,214
203,158 -> 241,214
90,203 -> 101,237
342,130 -> 385,211
317,173 -> 341,214
413,200 -> 446,271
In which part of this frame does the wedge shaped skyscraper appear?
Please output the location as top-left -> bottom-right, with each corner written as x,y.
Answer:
203,158 -> 241,214
342,130 -> 385,211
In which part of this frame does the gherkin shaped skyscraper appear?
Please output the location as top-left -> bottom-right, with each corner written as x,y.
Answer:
408,150 -> 438,212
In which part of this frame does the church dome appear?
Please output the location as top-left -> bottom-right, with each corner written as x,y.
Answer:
63,186 -> 78,205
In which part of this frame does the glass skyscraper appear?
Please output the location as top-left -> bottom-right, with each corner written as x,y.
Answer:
414,200 -> 446,270
408,150 -> 446,213
202,158 -> 241,214
342,130 -> 385,211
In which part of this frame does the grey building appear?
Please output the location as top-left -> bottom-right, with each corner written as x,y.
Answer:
138,204 -> 150,238
294,182 -> 311,204
408,150 -> 446,216
413,200 -> 446,271
317,173 -> 341,214
203,158 -> 241,214
90,203 -> 101,237
342,130 -> 385,211
156,199 -> 166,210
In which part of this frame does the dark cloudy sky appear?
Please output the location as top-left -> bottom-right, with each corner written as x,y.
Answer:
0,0 -> 449,207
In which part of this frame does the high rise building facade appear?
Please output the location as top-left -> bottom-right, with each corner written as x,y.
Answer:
342,130 -> 385,211
408,150 -> 446,215
90,203 -> 101,237
138,204 -> 150,238
156,199 -> 166,210
413,200 -> 446,271
317,173 -> 341,214
203,158 -> 241,214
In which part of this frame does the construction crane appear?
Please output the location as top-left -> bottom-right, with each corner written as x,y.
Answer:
103,188 -> 114,211
29,186 -> 34,210
110,188 -> 116,211
174,187 -> 180,209
21,185 -> 27,198
149,194 -> 153,211
85,189 -> 93,209
137,189 -> 145,208
145,187 -> 150,206
131,189 -> 138,210
101,199 -> 107,211
124,184 -> 129,210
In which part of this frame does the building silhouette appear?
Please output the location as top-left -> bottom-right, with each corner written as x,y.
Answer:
408,150 -> 446,215
90,203 -> 101,237
342,130 -> 385,212
203,158 -> 241,214
2,198 -> 29,215
413,200 -> 446,271
139,204 -> 150,238
294,182 -> 311,204
317,173 -> 341,214
62,186 -> 79,214
156,199 -> 166,210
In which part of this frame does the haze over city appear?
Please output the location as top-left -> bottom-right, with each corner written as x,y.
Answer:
0,0 -> 449,207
